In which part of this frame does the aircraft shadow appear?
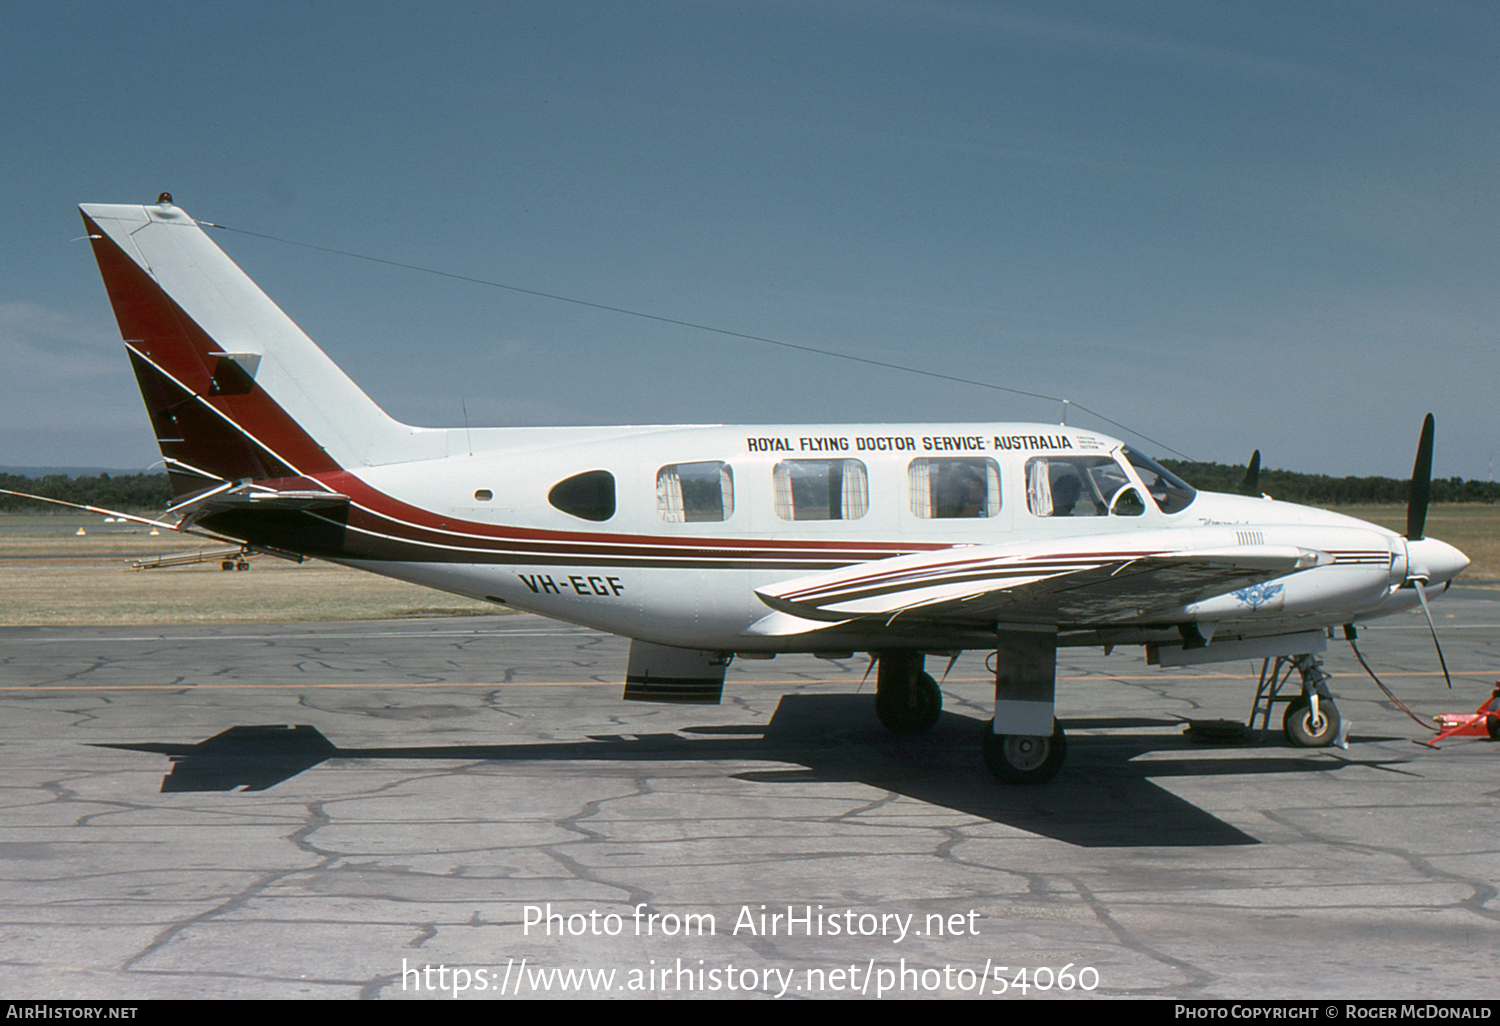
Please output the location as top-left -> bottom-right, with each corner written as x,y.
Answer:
95,693 -> 1404,847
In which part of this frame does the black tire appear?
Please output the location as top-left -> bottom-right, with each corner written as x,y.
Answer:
875,671 -> 942,733
1487,712 -> 1499,742
1283,696 -> 1340,747
982,718 -> 1066,783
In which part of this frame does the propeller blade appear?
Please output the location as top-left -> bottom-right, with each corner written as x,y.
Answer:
1406,414 -> 1434,541
1237,450 -> 1261,496
1402,414 -> 1450,686
1413,582 -> 1454,689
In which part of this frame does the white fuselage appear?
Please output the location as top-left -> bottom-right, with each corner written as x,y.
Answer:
325,420 -> 1462,656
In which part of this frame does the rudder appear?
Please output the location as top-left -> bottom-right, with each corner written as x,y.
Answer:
81,198 -> 440,495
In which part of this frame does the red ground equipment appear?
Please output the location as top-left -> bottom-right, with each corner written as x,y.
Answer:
1426,685 -> 1500,745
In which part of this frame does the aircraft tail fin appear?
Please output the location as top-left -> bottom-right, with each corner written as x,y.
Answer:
80,199 -> 438,496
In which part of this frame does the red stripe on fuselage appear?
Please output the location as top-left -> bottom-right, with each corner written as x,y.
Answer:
304,470 -> 946,565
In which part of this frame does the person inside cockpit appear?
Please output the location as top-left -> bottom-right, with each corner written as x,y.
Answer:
1050,472 -> 1083,516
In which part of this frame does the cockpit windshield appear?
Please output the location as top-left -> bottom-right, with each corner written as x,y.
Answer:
1120,448 -> 1196,514
1026,449 -> 1196,517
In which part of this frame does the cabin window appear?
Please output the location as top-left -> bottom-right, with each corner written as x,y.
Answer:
1026,456 -> 1143,517
474,489 -> 493,501
908,458 -> 1001,518
548,470 -> 615,521
657,461 -> 734,522
773,459 -> 868,521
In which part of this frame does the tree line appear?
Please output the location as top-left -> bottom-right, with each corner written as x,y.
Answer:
1160,460 -> 1500,506
0,472 -> 174,513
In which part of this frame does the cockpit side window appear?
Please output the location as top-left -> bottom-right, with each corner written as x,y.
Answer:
1026,456 -> 1143,517
1121,448 -> 1196,514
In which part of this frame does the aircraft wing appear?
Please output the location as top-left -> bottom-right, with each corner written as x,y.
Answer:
749,532 -> 1328,635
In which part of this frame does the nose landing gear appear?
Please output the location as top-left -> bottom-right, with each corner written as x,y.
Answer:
1251,653 -> 1345,748
1282,694 -> 1342,747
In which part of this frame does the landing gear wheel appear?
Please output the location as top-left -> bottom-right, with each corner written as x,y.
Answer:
875,671 -> 941,734
1487,713 -> 1499,742
1283,696 -> 1340,747
982,718 -> 1065,783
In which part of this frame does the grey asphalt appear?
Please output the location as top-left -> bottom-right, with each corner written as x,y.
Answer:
2,591 -> 1498,1000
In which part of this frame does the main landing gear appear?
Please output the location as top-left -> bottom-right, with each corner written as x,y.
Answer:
984,630 -> 1065,783
873,634 -> 1067,785
873,651 -> 942,734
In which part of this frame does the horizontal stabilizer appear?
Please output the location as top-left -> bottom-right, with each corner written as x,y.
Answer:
168,481 -> 350,527
0,488 -> 182,533
184,489 -> 351,512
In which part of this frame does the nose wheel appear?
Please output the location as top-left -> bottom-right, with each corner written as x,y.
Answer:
1283,695 -> 1341,747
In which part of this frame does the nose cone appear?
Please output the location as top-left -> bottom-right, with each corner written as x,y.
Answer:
1406,537 -> 1469,585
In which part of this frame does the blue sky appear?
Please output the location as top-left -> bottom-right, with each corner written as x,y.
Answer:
2,0 -> 1496,480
